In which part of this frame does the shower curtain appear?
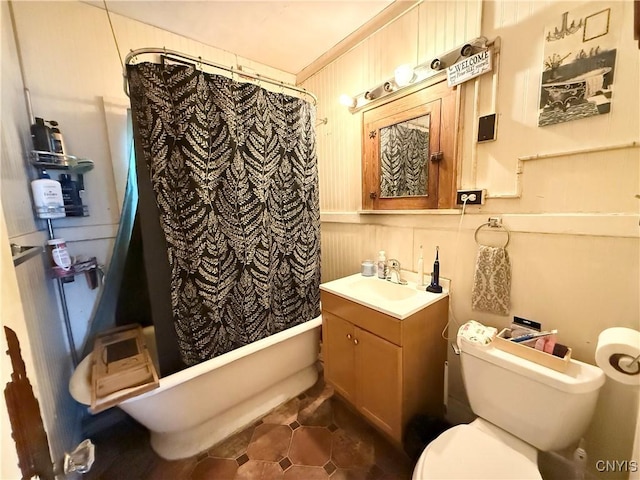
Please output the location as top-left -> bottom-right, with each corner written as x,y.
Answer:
127,62 -> 321,366
380,124 -> 429,197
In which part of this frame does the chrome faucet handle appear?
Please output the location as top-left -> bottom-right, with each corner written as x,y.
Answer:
386,259 -> 407,285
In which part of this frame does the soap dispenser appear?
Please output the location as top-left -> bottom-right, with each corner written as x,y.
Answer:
377,250 -> 387,279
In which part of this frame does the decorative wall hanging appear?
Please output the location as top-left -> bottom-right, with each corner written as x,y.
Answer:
539,4 -> 618,127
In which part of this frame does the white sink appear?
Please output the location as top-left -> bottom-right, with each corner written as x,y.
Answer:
348,277 -> 417,301
320,273 -> 448,319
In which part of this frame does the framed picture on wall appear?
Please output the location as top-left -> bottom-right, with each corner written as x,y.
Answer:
538,4 -> 618,127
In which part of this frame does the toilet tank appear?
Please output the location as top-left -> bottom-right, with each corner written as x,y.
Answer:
459,339 -> 605,451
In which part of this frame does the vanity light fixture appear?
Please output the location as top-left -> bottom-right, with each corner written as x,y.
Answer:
394,64 -> 416,87
341,36 -> 490,113
339,94 -> 357,108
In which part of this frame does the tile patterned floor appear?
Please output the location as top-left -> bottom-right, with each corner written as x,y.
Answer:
86,367 -> 414,479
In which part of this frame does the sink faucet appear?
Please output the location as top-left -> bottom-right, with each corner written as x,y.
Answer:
386,259 -> 407,285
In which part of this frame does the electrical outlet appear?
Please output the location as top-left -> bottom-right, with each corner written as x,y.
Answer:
456,189 -> 485,205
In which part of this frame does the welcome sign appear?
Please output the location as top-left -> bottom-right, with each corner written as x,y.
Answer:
446,50 -> 492,87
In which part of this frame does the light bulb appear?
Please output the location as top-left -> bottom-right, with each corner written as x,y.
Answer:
339,94 -> 356,108
394,64 -> 415,87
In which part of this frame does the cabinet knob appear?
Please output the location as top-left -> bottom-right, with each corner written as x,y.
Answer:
353,338 -> 359,345
346,334 -> 352,340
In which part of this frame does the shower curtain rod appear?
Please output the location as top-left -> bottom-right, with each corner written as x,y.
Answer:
123,47 -> 318,104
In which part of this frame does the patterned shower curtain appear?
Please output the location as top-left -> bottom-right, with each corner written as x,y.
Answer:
127,62 -> 321,366
380,124 -> 429,197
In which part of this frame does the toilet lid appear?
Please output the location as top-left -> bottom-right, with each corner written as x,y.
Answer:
412,424 -> 541,480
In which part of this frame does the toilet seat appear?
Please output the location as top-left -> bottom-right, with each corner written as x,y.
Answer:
412,420 -> 542,480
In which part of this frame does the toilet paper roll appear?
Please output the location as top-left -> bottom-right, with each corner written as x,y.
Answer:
595,327 -> 640,386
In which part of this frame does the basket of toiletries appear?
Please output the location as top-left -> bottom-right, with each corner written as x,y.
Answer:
493,328 -> 571,373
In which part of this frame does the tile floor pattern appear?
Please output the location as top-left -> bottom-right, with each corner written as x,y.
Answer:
85,370 -> 414,479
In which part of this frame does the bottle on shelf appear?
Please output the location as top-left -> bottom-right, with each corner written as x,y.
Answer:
30,117 -> 53,152
59,174 -> 84,216
47,120 -> 66,155
417,245 -> 424,286
31,169 -> 66,219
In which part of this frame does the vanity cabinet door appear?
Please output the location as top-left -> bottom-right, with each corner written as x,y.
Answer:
354,326 -> 402,440
323,312 -> 356,402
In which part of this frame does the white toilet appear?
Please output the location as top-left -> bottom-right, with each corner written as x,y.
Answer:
413,327 -> 605,479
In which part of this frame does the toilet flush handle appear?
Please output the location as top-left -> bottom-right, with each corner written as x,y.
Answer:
451,343 -> 460,355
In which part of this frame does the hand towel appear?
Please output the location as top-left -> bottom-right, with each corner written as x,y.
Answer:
471,245 -> 511,316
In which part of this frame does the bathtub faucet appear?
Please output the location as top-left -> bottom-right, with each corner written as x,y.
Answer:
386,259 -> 407,285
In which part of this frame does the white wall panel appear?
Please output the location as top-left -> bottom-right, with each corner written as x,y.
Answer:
0,1 -> 38,238
320,222 -> 377,282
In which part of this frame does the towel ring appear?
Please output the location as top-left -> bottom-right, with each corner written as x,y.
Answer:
474,218 -> 511,248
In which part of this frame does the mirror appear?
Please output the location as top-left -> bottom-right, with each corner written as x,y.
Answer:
379,114 -> 430,198
362,78 -> 459,210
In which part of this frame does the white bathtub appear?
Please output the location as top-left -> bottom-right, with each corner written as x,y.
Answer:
69,316 -> 322,459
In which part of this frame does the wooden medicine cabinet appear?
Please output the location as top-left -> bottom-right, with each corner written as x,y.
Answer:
362,78 -> 460,210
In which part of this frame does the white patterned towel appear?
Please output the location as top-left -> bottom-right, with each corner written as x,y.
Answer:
471,245 -> 511,316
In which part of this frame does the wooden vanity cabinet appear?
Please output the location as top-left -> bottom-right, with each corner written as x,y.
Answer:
321,290 -> 449,445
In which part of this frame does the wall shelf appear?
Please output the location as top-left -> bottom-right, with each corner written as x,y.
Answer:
30,150 -> 94,173
30,150 -> 92,217
28,146 -> 96,366
50,257 -> 97,280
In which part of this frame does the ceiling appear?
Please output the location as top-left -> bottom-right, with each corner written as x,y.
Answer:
88,1 -> 404,76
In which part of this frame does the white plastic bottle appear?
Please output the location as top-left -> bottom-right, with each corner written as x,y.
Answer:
417,245 -> 424,285
377,250 -> 386,279
31,170 -> 66,219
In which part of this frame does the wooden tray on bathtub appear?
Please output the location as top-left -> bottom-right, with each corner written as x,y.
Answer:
90,324 -> 159,413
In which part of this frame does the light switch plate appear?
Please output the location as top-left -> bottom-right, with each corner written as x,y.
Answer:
478,114 -> 497,142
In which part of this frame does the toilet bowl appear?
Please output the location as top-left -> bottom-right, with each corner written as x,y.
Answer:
412,321 -> 605,480
412,418 -> 541,480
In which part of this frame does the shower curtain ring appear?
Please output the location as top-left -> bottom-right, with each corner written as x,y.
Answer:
198,56 -> 203,71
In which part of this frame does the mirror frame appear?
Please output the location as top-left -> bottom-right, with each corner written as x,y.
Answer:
361,77 -> 460,210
